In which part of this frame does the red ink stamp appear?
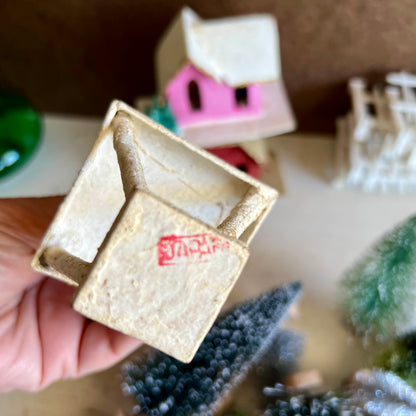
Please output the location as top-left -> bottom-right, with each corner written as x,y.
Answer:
157,233 -> 230,266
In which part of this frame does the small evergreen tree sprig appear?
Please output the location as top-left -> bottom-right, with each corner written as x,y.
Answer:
262,368 -> 416,416
372,332 -> 416,388
122,283 -> 301,416
262,384 -> 362,416
340,215 -> 416,342
264,393 -> 347,416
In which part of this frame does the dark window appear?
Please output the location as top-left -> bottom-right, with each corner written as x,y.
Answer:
235,87 -> 248,107
188,80 -> 201,111
366,102 -> 377,116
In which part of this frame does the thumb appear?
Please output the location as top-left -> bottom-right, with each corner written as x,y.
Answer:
0,197 -> 63,251
0,197 -> 63,305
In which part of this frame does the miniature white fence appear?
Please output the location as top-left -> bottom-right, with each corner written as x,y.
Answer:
334,72 -> 416,192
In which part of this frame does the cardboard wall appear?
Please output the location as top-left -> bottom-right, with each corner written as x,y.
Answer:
1,0 -> 415,132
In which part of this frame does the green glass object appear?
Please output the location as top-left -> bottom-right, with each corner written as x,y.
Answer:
145,97 -> 179,135
0,90 -> 41,178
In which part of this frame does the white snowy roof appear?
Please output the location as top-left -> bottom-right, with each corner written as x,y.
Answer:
156,7 -> 281,90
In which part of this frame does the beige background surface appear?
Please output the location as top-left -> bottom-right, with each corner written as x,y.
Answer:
1,1 -> 416,131
2,117 -> 416,414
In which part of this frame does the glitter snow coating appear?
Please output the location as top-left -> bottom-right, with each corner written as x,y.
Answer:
351,368 -> 416,415
122,282 -> 301,416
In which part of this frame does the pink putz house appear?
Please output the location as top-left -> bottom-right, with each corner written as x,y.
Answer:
165,64 -> 263,128
154,7 -> 296,148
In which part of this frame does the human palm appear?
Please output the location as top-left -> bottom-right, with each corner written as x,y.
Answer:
0,197 -> 141,392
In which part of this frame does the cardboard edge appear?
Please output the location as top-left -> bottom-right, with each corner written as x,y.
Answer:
108,100 -> 279,201
31,123 -> 116,284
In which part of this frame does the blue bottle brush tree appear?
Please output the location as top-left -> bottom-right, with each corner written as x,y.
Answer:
122,283 -> 301,416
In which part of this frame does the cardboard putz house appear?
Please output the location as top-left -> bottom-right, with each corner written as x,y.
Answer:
139,7 -> 295,153
32,101 -> 278,362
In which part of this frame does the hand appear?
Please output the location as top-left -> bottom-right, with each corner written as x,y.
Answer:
0,197 -> 142,392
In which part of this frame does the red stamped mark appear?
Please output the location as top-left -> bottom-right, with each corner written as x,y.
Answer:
157,233 -> 230,266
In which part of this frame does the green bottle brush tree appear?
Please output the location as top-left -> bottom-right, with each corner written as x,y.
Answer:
340,215 -> 416,342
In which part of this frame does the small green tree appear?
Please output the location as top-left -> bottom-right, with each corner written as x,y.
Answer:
341,215 -> 416,341
373,332 -> 416,388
